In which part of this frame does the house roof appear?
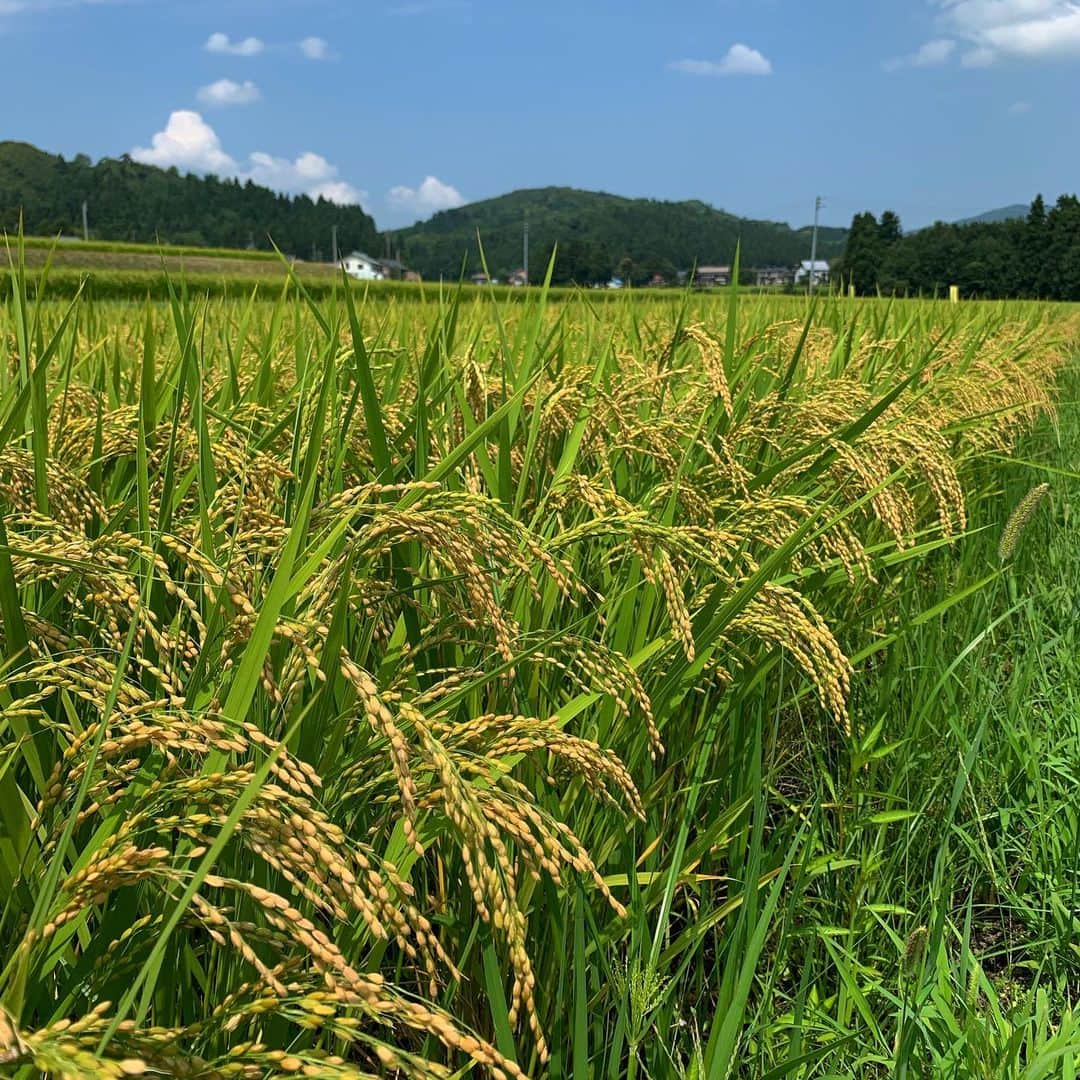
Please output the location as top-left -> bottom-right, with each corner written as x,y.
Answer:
695,265 -> 731,274
799,260 -> 830,271
345,252 -> 379,263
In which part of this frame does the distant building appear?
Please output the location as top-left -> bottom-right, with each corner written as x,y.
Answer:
470,271 -> 492,285
754,266 -> 794,288
506,269 -> 528,287
403,269 -> 422,283
794,260 -> 830,288
342,252 -> 383,280
377,257 -> 408,280
606,276 -> 624,290
692,265 -> 732,288
646,273 -> 667,288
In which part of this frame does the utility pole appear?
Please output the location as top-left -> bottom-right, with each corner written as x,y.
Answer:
81,200 -> 89,242
808,195 -> 823,295
523,216 -> 529,285
331,224 -> 338,266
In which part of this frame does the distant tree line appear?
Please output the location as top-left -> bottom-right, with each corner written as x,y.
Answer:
0,141 -> 379,259
836,196 -> 1080,300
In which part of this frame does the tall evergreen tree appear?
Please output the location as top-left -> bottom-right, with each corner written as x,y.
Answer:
838,212 -> 882,295
878,210 -> 902,246
1023,195 -> 1049,297
1046,195 -> 1080,302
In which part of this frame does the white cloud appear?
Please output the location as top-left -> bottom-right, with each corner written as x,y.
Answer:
310,180 -> 366,204
299,35 -> 330,59
387,176 -> 465,219
131,111 -> 367,207
131,110 -> 237,173
247,150 -> 367,206
197,78 -> 261,107
916,38 -> 957,64
961,45 -> 997,65
885,38 -> 956,70
1008,99 -> 1032,114
936,0 -> 1080,63
205,31 -> 264,56
668,44 -> 773,77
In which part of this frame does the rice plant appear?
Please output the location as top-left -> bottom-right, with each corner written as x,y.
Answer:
1,245 -> 1078,1077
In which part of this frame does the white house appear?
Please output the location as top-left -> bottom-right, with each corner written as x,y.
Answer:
341,252 -> 384,280
794,260 -> 830,288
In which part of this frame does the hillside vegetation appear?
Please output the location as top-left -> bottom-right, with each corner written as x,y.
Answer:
0,140 -> 379,257
395,186 -> 847,282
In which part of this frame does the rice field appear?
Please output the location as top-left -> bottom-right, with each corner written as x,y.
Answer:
2,254 -> 1080,1078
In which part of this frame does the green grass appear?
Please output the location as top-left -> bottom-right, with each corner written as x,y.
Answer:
0,242 -> 1078,1078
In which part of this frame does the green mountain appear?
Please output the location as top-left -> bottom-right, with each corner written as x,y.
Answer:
0,140 -> 379,257
393,187 -> 847,284
957,204 -> 1029,226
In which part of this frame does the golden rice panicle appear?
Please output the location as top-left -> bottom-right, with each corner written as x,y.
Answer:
729,584 -> 853,735
0,1002 -> 185,1078
339,654 -> 423,855
999,482 -> 1051,561
412,718 -> 552,1062
677,323 -> 733,414
531,634 -> 663,757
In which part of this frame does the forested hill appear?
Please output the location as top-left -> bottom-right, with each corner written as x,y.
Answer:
394,187 -> 848,283
0,141 -> 379,257
958,204 -> 1029,226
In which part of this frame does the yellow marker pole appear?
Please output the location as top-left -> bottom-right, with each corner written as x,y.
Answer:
949,285 -> 960,304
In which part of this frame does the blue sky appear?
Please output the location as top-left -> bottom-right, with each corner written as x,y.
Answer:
1,0 -> 1077,230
